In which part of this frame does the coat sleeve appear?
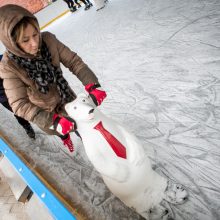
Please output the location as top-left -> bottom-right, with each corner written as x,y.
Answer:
46,32 -> 100,86
2,69 -> 54,129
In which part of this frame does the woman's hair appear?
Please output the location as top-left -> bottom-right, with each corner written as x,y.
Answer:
11,17 -> 39,43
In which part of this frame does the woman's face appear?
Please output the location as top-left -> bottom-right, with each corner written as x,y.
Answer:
17,23 -> 40,56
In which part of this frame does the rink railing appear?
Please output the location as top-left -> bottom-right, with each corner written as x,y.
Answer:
0,138 -> 77,220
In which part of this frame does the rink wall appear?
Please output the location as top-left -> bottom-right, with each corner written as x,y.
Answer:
0,135 -> 83,220
0,0 -> 49,13
35,0 -> 69,29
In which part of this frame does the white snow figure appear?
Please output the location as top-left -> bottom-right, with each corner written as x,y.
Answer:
65,94 -> 188,220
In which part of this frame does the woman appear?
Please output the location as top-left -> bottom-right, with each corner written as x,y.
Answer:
0,4 -> 107,152
0,55 -> 35,139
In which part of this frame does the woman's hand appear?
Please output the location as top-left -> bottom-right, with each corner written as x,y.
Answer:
52,114 -> 76,135
85,83 -> 107,106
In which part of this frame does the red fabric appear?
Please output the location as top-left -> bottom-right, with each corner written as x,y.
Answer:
94,121 -> 127,159
52,113 -> 59,121
53,114 -> 73,135
85,83 -> 107,106
62,134 -> 74,152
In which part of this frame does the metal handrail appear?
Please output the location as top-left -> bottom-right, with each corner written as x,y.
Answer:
0,138 -> 76,220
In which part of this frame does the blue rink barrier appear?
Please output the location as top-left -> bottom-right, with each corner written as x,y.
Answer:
0,138 -> 76,220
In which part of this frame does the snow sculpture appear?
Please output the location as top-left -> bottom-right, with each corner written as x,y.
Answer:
65,94 -> 188,220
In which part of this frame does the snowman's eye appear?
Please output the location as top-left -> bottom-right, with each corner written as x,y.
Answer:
74,106 -> 77,110
82,99 -> 86,102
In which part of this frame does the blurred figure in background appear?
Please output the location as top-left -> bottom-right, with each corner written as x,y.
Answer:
74,0 -> 82,9
0,54 -> 35,139
63,0 -> 77,12
78,0 -> 93,10
63,0 -> 93,12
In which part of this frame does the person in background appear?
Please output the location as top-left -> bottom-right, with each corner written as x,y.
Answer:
83,0 -> 93,10
0,4 -> 107,153
63,0 -> 92,12
74,0 -> 82,9
63,0 -> 77,12
0,54 -> 35,139
75,0 -> 93,10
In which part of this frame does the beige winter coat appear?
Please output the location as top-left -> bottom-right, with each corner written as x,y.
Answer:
0,4 -> 99,135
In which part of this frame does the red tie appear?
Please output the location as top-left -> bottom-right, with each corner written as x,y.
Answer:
94,121 -> 127,159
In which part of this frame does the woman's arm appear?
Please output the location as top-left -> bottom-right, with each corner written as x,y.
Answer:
44,32 -> 100,85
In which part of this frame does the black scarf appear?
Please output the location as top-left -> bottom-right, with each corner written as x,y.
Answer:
8,41 -> 74,104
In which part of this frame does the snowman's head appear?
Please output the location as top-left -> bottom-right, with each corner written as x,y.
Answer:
65,93 -> 97,122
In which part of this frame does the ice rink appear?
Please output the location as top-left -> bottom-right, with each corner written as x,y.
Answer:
0,0 -> 220,219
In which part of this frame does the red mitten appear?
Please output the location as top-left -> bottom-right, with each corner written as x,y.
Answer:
85,83 -> 107,106
53,114 -> 76,135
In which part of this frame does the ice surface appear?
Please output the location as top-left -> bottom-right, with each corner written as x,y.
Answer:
1,0 -> 220,219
